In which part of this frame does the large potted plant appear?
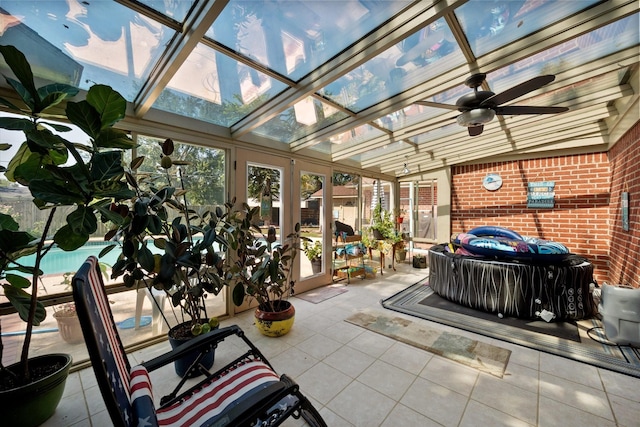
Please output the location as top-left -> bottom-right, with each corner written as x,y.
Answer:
105,137 -> 225,377
225,203 -> 301,337
0,45 -> 135,426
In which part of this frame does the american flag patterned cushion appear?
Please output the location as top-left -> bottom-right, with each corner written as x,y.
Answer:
79,256 -> 134,425
155,358 -> 280,426
130,365 -> 159,427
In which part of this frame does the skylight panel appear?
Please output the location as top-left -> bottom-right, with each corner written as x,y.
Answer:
455,0 -> 601,57
318,17 -> 466,112
0,1 -> 174,102
251,97 -> 349,144
152,43 -> 287,127
206,0 -> 411,81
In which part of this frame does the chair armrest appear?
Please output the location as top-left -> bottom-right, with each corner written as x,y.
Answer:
141,325 -> 241,372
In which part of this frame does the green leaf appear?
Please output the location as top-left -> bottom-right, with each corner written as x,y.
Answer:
232,283 -> 246,307
93,181 -> 135,200
3,284 -> 47,325
37,83 -> 79,111
0,228 -> 37,258
40,121 -> 72,132
4,142 -> 30,182
0,45 -> 38,109
67,206 -> 98,235
99,244 -> 117,258
0,95 -> 25,112
6,273 -> 31,289
138,243 -> 155,272
86,84 -> 126,129
0,212 -> 19,231
54,224 -> 89,250
94,128 -> 134,149
4,76 -> 35,112
0,116 -> 35,131
90,151 -> 124,181
12,152 -> 54,185
29,179 -> 85,205
66,100 -> 101,139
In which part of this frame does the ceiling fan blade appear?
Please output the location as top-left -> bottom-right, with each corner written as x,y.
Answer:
415,100 -> 459,111
495,105 -> 569,115
468,125 -> 484,136
481,75 -> 556,107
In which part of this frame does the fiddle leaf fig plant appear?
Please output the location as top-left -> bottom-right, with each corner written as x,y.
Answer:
0,44 -> 135,385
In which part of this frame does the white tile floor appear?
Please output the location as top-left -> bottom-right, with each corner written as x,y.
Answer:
43,264 -> 640,427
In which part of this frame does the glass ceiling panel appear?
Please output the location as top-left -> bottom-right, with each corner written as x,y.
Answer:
411,122 -> 460,145
153,43 -> 287,127
486,13 -> 640,97
0,1 -> 174,101
136,0 -> 196,22
251,97 -> 348,144
347,140 -> 412,164
455,0 -> 601,57
319,17 -> 466,112
329,123 -> 386,149
206,0 -> 411,81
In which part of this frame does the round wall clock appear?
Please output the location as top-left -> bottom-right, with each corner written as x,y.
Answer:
482,173 -> 503,191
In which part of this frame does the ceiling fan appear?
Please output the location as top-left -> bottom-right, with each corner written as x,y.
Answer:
417,73 -> 569,137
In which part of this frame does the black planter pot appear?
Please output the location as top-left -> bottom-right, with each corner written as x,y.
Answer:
168,321 -> 216,378
372,229 -> 384,240
0,353 -> 72,427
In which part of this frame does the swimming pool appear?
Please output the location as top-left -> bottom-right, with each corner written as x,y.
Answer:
16,239 -> 225,276
15,241 -> 125,276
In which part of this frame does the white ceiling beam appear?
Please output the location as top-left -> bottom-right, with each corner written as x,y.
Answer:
133,1 -> 229,117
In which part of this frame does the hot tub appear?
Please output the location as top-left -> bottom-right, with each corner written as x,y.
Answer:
428,244 -> 596,320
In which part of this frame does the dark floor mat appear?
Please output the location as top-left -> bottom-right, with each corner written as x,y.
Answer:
381,279 -> 640,379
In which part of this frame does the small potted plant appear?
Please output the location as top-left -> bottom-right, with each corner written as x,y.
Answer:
302,240 -> 323,274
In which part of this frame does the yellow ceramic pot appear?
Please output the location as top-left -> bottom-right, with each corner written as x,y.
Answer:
254,300 -> 295,337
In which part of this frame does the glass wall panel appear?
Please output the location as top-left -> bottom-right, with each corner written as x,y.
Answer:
300,172 -> 324,279
246,164 -> 282,233
331,171 -> 360,239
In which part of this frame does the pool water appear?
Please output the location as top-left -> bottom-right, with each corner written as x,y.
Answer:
16,239 -> 222,276
15,241 -> 124,276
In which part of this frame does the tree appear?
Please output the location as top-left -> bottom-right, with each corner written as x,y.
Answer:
134,136 -> 225,207
248,166 -> 280,201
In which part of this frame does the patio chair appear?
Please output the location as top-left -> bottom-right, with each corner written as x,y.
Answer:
72,256 -> 326,427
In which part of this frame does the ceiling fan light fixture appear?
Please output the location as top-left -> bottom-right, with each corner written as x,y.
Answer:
456,108 -> 495,127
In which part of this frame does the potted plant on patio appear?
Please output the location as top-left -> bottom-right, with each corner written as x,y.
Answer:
105,137 -> 226,377
225,202 -> 302,337
302,239 -> 323,274
51,263 -> 109,345
0,45 -> 135,426
370,202 -> 395,241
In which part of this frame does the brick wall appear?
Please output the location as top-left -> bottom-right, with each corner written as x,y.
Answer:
608,121 -> 640,288
451,153 -> 611,284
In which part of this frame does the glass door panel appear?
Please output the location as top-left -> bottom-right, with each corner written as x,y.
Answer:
300,172 -> 325,280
